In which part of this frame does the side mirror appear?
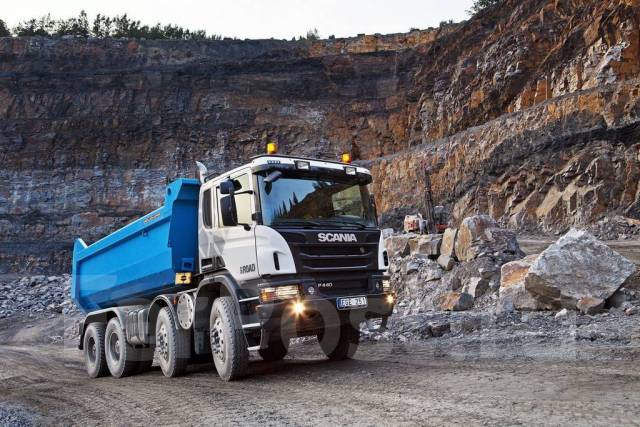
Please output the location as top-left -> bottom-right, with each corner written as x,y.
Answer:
220,195 -> 238,226
220,180 -> 235,195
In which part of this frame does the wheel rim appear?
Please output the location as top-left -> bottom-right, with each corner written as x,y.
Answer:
157,324 -> 169,362
87,336 -> 97,364
211,317 -> 225,363
107,330 -> 121,364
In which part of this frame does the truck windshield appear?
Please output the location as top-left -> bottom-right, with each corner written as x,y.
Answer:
257,174 -> 377,229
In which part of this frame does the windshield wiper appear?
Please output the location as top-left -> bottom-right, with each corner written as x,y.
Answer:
271,219 -> 324,228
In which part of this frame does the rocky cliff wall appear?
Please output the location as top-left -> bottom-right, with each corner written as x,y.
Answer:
1,0 -> 640,274
371,0 -> 640,230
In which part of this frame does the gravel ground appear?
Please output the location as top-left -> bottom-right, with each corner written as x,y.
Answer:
1,309 -> 639,426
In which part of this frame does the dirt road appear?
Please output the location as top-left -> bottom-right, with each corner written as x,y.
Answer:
2,337 -> 640,426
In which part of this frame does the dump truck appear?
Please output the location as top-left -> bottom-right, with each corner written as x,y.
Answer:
72,149 -> 395,381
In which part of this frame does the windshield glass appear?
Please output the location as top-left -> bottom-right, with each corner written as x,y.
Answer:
258,173 -> 377,228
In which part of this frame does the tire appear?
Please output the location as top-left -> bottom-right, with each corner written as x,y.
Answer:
319,323 -> 360,360
156,307 -> 190,377
83,322 -> 108,378
209,297 -> 249,381
105,317 -> 138,378
258,337 -> 289,362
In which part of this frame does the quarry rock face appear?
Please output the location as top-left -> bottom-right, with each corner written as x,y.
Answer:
524,229 -> 636,309
2,0 -> 640,274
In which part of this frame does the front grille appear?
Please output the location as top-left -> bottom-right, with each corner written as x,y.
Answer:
297,243 -> 377,271
277,229 -> 381,273
302,245 -> 370,256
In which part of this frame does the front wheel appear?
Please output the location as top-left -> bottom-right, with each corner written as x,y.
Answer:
210,297 -> 249,381
319,323 -> 360,360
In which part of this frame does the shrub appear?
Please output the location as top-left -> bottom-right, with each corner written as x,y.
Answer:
0,19 -> 10,37
468,0 -> 503,16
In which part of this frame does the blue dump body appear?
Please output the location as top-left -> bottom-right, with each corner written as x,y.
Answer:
72,179 -> 200,313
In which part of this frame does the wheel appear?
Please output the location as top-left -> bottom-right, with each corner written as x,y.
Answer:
209,297 -> 249,381
83,322 -> 108,378
105,317 -> 138,378
319,323 -> 360,360
258,337 -> 289,362
156,307 -> 190,377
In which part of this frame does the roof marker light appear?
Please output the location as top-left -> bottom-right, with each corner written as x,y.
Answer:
341,152 -> 352,164
295,160 -> 310,170
267,142 -> 278,155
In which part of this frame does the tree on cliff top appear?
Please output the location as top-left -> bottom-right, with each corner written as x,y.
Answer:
0,19 -> 10,37
468,0 -> 504,16
12,11 -> 220,40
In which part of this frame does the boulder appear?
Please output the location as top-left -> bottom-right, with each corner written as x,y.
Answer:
384,234 -> 416,258
576,296 -> 605,315
440,292 -> 474,311
463,277 -> 489,298
440,228 -> 458,260
437,254 -> 455,271
409,234 -> 442,257
421,259 -> 444,282
428,321 -> 451,337
446,257 -> 501,298
497,255 -> 551,312
454,215 -> 524,262
524,229 -> 636,309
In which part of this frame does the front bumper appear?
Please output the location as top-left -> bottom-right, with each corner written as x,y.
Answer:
255,292 -> 395,339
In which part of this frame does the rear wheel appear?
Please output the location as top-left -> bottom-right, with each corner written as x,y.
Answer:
105,317 -> 138,378
258,337 -> 289,362
84,322 -> 108,378
156,307 -> 190,377
210,297 -> 249,381
319,323 -> 360,360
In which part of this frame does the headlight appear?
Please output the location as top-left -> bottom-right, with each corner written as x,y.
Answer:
260,285 -> 300,303
382,279 -> 391,292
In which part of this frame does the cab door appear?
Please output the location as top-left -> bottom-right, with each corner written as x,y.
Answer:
212,169 -> 259,283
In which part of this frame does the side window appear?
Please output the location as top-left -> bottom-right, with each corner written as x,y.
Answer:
202,189 -> 212,228
233,174 -> 253,225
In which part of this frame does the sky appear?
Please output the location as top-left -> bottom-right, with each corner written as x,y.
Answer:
3,0 -> 475,40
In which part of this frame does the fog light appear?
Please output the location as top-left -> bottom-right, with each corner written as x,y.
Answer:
292,301 -> 305,315
386,294 -> 395,304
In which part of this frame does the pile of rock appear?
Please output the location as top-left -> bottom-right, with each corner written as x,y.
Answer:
386,215 -> 525,314
386,215 -> 639,319
0,275 -> 79,319
498,228 -> 638,315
